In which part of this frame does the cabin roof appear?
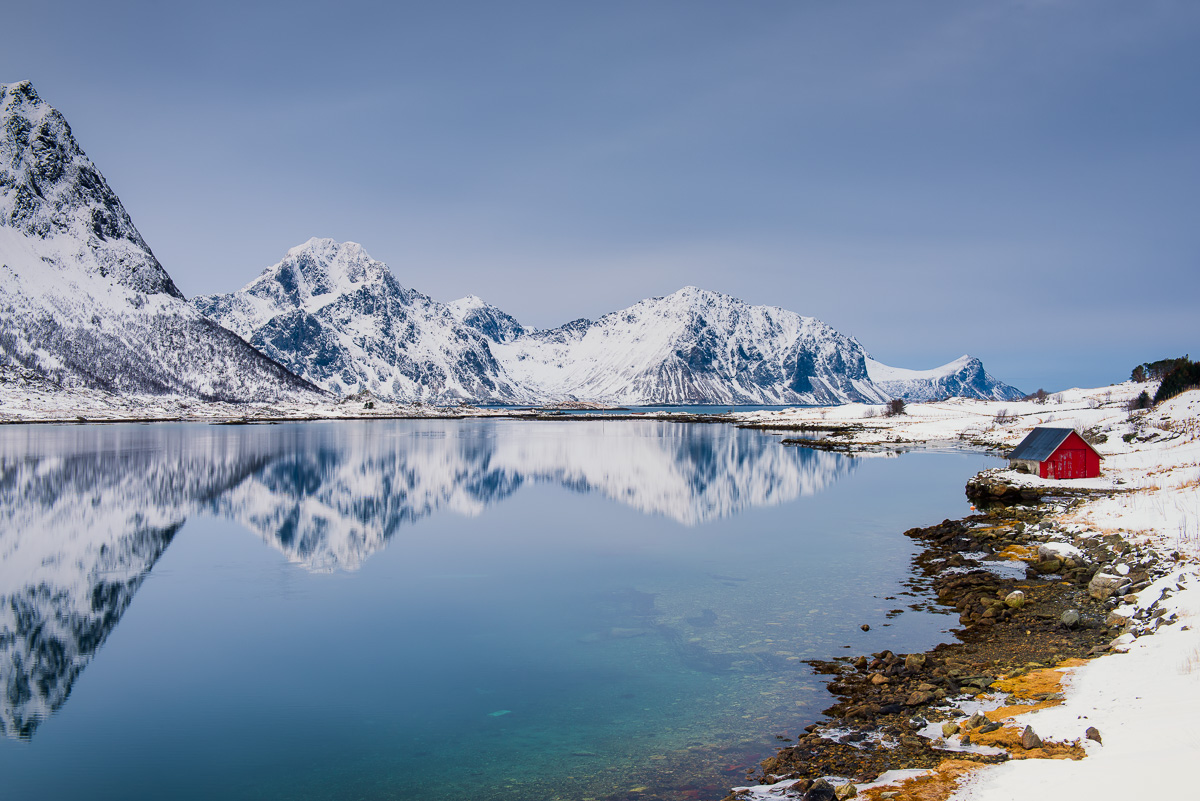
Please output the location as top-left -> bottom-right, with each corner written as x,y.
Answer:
1008,426 -> 1102,462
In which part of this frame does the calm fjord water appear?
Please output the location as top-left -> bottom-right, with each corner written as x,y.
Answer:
0,420 -> 997,800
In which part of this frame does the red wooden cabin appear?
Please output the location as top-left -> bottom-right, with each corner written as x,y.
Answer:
1007,427 -> 1102,479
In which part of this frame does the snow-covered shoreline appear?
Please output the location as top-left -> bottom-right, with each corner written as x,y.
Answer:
729,380 -> 1200,801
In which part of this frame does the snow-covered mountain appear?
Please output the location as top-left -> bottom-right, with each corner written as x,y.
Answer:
0,81 -> 321,402
447,294 -> 527,343
490,286 -> 889,405
865,354 -> 1023,402
0,82 -> 1018,407
192,239 -> 527,402
196,244 -> 1018,404
456,288 -> 1020,405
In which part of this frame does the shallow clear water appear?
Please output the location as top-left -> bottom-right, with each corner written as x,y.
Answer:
0,420 -> 996,800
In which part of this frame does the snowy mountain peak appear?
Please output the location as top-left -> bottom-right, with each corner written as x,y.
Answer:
284,236 -> 372,268
448,294 -> 527,343
866,354 -> 1023,401
193,240 -> 527,402
655,285 -> 737,311
245,237 -> 395,311
492,285 -> 883,405
0,81 -> 181,298
0,83 -> 321,401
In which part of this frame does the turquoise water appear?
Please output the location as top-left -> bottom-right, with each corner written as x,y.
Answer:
0,420 -> 997,800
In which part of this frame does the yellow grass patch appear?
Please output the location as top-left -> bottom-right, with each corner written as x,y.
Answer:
967,725 -> 1085,761
857,658 -> 1090,799
990,659 -> 1086,699
993,544 -> 1040,562
857,759 -> 980,801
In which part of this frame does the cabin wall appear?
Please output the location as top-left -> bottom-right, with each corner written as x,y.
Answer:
1039,432 -> 1101,479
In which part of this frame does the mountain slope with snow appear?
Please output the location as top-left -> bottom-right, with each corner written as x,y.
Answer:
0,81 -> 321,402
192,239 -> 527,402
448,294 -> 527,343
492,286 -> 889,405
866,354 -> 1023,402
0,83 -> 1018,407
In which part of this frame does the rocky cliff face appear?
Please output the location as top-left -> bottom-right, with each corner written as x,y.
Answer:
193,239 -> 527,402
0,81 -> 322,402
447,295 -> 527,343
0,81 -> 179,297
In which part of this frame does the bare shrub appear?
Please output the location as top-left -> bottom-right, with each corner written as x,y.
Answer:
993,408 -> 1015,425
884,398 -> 907,417
1127,390 -> 1153,412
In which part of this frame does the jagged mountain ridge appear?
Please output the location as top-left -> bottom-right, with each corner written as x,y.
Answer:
192,238 -> 527,402
0,81 -> 179,297
0,81 -> 1019,406
0,81 -> 322,402
454,288 -> 1020,404
865,355 -> 1024,402
197,239 -> 1020,404
446,294 -> 526,343
488,286 -> 889,405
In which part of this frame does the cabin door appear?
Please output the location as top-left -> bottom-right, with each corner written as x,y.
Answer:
1057,448 -> 1084,479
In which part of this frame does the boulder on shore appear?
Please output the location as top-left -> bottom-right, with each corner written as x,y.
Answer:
1088,572 -> 1130,601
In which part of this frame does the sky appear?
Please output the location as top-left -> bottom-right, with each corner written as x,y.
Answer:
2,0 -> 1197,393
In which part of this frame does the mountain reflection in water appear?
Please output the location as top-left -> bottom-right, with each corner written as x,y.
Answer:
0,419 -> 851,738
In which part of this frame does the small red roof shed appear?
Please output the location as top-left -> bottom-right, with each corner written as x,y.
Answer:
1007,427 -> 1102,479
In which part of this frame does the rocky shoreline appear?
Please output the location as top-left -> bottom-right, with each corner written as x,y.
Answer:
722,470 -> 1182,801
